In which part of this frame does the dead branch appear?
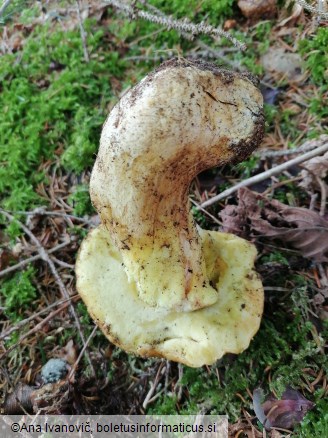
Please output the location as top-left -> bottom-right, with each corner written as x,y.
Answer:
1,301 -> 72,359
106,0 -> 246,50
75,0 -> 90,62
67,324 -> 97,381
200,141 -> 328,209
0,295 -> 80,342
0,0 -> 11,18
0,209 -> 96,377
259,135 -> 328,158
0,240 -> 71,278
297,0 -> 328,18
9,209 -> 96,226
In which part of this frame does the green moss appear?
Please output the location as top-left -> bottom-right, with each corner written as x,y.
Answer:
1,266 -> 37,321
299,28 -> 328,86
260,251 -> 289,266
296,397 -> 328,437
230,23 -> 273,76
148,395 -> 178,415
191,206 -> 208,228
150,0 -> 236,23
0,21 -> 126,211
235,155 -> 260,178
68,184 -> 94,217
3,218 -> 23,241
150,311 -> 327,423
298,28 -> 328,123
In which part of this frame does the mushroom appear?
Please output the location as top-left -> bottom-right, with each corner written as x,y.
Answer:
76,59 -> 264,367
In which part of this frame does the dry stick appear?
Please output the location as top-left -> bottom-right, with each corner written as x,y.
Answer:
67,324 -> 97,381
259,135 -> 328,158
297,0 -> 328,18
0,295 -> 80,341
190,198 -> 222,226
0,0 -> 11,17
0,302 -> 71,359
107,0 -> 246,50
315,176 -> 327,217
118,1 -> 243,70
0,240 -> 71,278
176,362 -> 184,401
196,39 -> 241,68
75,0 -> 89,62
142,360 -> 165,409
10,209 -> 95,225
0,210 -> 96,377
51,256 -> 75,270
199,143 -> 328,209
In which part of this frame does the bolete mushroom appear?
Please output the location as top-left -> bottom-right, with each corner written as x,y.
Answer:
76,59 -> 264,367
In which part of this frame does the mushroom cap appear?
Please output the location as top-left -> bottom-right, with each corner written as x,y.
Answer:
76,226 -> 263,367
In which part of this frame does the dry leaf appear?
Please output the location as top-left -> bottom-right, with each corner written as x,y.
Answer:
58,339 -> 78,365
223,19 -> 237,30
220,188 -> 328,262
278,0 -> 303,27
253,387 -> 314,430
299,151 -> 328,192
0,248 -> 15,271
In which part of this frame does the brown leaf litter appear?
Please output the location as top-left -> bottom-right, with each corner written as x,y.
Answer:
220,187 -> 328,262
299,150 -> 328,192
253,386 -> 314,430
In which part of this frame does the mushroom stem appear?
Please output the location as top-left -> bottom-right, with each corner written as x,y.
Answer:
90,59 -> 264,311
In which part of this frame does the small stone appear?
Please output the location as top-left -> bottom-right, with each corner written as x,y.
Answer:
223,19 -> 237,30
238,0 -> 277,19
261,47 -> 303,81
41,358 -> 68,384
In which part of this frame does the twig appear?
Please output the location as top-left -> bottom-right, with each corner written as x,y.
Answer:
263,287 -> 291,292
190,198 -> 222,226
0,301 -> 72,359
8,209 -> 96,226
297,0 -> 328,18
51,256 -> 75,269
75,0 -> 89,62
0,240 -> 71,278
0,209 -> 96,377
177,363 -> 184,401
124,54 -> 165,62
67,324 -> 98,381
0,295 -> 80,341
142,360 -> 165,409
195,40 -> 241,68
0,0 -> 11,18
315,177 -> 327,216
200,142 -> 328,209
259,135 -> 328,158
107,0 -> 246,50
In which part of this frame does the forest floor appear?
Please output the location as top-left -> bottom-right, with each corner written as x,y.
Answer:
0,1 -> 327,437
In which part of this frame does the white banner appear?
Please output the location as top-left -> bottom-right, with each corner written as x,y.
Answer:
1,415 -> 228,437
